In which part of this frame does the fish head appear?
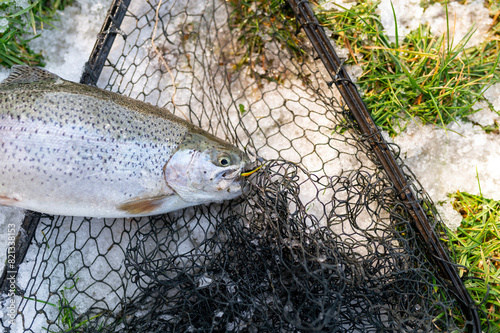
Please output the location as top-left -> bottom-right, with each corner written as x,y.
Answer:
164,131 -> 251,204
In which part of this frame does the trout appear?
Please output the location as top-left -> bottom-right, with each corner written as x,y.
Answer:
0,66 -> 251,217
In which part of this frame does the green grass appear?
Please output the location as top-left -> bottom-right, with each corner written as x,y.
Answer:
227,0 -> 306,85
226,0 -> 499,133
0,0 -> 73,68
314,0 -> 500,136
23,276 -> 105,332
444,192 -> 500,331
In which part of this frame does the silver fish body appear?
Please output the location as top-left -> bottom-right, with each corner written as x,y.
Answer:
0,66 -> 251,217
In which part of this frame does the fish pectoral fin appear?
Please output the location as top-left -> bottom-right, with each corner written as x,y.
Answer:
2,66 -> 62,85
117,194 -> 174,215
0,195 -> 19,206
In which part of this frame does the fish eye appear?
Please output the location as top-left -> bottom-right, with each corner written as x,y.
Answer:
218,154 -> 231,167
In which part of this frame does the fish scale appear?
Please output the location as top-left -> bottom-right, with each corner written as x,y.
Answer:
0,66 -> 251,217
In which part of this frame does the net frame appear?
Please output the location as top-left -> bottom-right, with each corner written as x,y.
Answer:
0,0 -> 485,331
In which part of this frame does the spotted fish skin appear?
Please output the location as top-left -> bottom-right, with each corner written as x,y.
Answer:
0,66 -> 250,217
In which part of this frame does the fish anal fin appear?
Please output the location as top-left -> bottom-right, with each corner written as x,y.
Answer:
0,195 -> 20,206
2,66 -> 62,85
117,194 -> 174,215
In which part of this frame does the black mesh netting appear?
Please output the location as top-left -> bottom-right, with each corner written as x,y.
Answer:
1,0 -> 484,332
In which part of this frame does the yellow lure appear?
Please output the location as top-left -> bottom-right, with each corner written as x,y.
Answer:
241,164 -> 263,177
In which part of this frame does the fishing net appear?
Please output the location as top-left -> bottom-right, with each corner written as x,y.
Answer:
1,0 -> 485,331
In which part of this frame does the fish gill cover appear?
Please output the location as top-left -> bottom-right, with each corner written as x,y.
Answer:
0,0 -> 484,332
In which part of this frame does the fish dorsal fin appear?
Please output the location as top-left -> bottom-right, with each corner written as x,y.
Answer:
2,66 -> 62,84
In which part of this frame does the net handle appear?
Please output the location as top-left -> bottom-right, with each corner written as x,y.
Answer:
80,0 -> 131,85
0,212 -> 41,295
